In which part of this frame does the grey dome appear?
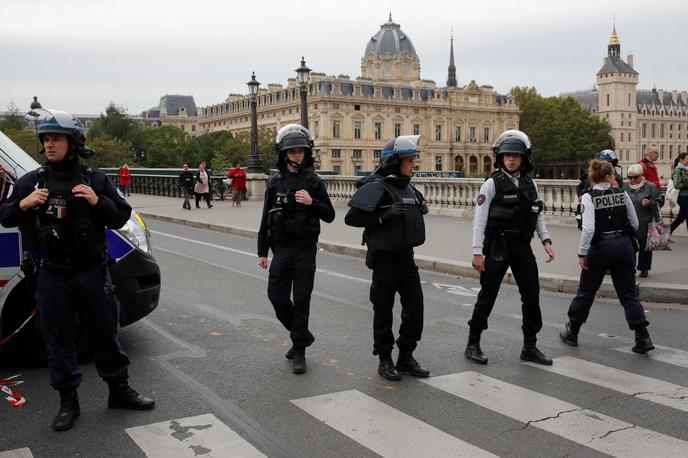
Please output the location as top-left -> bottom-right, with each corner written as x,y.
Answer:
364,15 -> 418,58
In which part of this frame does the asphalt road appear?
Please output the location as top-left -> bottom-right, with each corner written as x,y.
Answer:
2,220 -> 688,457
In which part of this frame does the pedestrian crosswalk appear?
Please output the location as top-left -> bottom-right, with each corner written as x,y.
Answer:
5,353 -> 688,457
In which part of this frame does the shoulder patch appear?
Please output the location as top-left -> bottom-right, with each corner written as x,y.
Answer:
477,194 -> 486,206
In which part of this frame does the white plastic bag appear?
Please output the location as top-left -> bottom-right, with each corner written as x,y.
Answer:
665,179 -> 679,208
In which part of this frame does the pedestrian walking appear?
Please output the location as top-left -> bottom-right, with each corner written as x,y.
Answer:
178,163 -> 195,210
117,163 -> 131,196
227,163 -> 247,207
623,164 -> 662,277
575,150 -> 623,229
257,124 -> 335,374
0,109 -> 154,432
670,152 -> 688,234
560,159 -> 654,354
345,135 -> 431,381
194,161 -> 212,208
466,129 -> 555,366
638,146 -> 665,190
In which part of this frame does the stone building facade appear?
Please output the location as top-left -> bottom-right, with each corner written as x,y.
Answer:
567,27 -> 688,179
193,15 -> 519,175
143,95 -> 198,134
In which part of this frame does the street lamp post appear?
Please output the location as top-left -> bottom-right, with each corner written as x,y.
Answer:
28,96 -> 42,155
295,57 -> 311,129
246,72 -> 262,173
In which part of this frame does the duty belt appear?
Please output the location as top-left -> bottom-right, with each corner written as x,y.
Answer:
599,230 -> 625,239
498,230 -> 532,242
39,255 -> 103,272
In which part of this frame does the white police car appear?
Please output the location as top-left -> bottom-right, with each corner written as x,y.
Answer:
0,130 -> 160,362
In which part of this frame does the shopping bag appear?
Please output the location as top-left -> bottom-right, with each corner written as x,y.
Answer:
645,221 -> 673,251
665,179 -> 679,208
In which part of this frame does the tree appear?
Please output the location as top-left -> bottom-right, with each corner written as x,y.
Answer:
0,102 -> 25,133
82,137 -> 133,168
3,129 -> 40,161
139,125 -> 191,168
509,87 -> 610,165
87,103 -> 142,152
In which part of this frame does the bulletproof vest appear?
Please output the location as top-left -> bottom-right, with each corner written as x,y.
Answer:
364,177 -> 426,252
268,171 -> 320,243
590,188 -> 628,240
486,171 -> 539,237
35,166 -> 103,259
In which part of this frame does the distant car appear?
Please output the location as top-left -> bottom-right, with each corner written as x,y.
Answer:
0,130 -> 160,363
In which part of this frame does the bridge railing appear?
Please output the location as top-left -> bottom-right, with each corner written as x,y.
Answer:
103,169 -> 677,219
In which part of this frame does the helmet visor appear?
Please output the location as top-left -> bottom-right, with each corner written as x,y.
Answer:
383,135 -> 427,158
493,129 -> 532,152
275,123 -> 313,144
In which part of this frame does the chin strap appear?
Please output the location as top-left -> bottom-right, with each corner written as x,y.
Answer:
286,159 -> 302,169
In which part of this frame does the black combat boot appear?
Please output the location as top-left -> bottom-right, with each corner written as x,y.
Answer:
53,389 -> 80,432
378,354 -> 401,381
520,336 -> 553,365
292,347 -> 307,374
559,321 -> 581,347
396,352 -> 430,378
632,328 -> 655,354
108,382 -> 156,410
465,330 -> 488,364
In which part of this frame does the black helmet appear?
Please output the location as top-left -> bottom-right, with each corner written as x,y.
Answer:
597,149 -> 619,167
492,129 -> 533,172
379,135 -> 425,175
29,108 -> 94,159
275,124 -> 314,171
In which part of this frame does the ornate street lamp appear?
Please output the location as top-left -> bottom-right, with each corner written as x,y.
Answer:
295,57 -> 311,129
28,96 -> 42,155
246,71 -> 263,173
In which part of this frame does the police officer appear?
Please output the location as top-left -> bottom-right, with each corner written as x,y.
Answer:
0,109 -> 154,431
257,124 -> 335,374
560,159 -> 654,353
466,129 -> 555,366
345,135 -> 430,381
575,150 -> 624,229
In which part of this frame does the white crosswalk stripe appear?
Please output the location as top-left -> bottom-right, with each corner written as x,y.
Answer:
615,344 -> 688,369
0,449 -> 33,458
525,356 -> 688,412
421,371 -> 688,458
291,389 -> 497,457
125,413 -> 266,457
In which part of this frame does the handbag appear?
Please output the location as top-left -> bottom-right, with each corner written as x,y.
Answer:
645,221 -> 673,251
665,179 -> 679,208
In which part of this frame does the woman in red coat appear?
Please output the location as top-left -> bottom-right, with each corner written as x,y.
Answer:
118,164 -> 132,196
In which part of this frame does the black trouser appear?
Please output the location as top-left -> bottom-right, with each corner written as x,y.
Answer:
469,236 -> 543,337
637,237 -> 653,272
567,236 -> 649,330
195,192 -> 211,207
671,196 -> 688,233
183,188 -> 194,209
267,243 -> 317,348
35,266 -> 130,392
369,251 -> 424,356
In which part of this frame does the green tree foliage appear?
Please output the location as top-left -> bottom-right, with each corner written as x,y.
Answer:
3,129 -> 41,161
210,127 -> 276,173
509,87 -> 611,165
87,103 -> 143,152
0,103 -> 24,132
82,137 -> 133,168
139,125 -> 191,168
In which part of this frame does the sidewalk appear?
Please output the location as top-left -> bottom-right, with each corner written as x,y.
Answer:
128,194 -> 688,304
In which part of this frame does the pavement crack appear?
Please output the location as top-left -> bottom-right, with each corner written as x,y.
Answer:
630,391 -> 653,398
501,408 -> 582,435
594,425 -> 635,441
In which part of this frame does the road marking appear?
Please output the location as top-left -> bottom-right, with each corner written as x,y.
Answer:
526,357 -> 688,412
615,344 -> 688,369
432,283 -> 477,297
0,449 -> 33,458
422,371 -> 688,457
291,390 -> 496,457
126,413 -> 266,458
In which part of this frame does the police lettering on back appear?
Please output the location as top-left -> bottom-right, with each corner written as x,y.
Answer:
592,192 -> 625,210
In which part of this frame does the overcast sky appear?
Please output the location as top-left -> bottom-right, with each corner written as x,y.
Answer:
2,0 -> 686,115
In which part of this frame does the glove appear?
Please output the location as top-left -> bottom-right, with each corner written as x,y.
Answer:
379,202 -> 408,223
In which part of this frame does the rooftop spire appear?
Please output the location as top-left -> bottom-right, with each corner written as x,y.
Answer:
608,24 -> 621,57
447,31 -> 457,88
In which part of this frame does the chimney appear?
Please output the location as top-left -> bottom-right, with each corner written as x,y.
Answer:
627,54 -> 634,67
657,89 -> 664,104
681,91 -> 688,106
672,90 -> 678,105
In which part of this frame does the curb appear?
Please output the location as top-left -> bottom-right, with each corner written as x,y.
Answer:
140,212 -> 687,305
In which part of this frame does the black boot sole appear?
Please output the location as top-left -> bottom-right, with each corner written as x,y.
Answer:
520,353 -> 554,365
396,366 -> 430,378
108,401 -> 156,410
559,332 -> 578,347
378,370 -> 401,381
53,412 -> 80,431
632,344 -> 655,354
464,352 -> 488,365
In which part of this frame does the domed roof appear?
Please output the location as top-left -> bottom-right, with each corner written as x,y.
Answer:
364,14 -> 418,59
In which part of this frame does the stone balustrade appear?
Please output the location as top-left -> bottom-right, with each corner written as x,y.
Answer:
104,169 -> 677,221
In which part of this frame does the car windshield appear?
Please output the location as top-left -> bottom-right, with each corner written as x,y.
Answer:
0,130 -> 40,179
